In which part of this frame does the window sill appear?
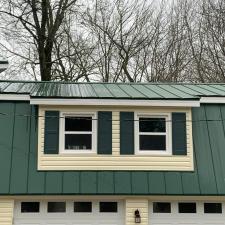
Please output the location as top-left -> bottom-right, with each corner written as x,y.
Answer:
135,150 -> 172,156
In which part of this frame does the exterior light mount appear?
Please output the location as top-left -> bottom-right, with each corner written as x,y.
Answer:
134,209 -> 141,223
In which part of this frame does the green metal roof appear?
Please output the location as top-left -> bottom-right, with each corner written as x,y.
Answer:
0,102 -> 225,195
2,80 -> 225,99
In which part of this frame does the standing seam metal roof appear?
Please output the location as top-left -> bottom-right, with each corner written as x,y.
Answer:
1,81 -> 225,99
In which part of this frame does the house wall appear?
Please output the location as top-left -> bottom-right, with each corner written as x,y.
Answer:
7,196 -> 225,225
126,199 -> 148,225
38,105 -> 193,171
0,199 -> 14,225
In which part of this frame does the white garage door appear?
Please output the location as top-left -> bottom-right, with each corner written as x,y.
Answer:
149,201 -> 225,225
14,200 -> 124,225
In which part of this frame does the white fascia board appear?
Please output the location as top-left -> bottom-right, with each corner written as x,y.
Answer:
30,98 -> 200,107
0,94 -> 30,101
200,97 -> 225,104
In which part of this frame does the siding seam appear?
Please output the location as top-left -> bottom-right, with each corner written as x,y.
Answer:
26,106 -> 32,193
204,105 -> 219,194
8,103 -> 16,194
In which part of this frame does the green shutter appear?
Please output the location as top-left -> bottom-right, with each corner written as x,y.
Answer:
172,112 -> 187,155
120,112 -> 134,155
98,111 -> 112,154
44,111 -> 59,154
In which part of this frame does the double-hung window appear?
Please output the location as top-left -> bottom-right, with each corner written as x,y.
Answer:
135,113 -> 171,155
60,112 -> 96,153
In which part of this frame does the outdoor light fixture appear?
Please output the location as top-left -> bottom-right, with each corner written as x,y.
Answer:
134,209 -> 141,223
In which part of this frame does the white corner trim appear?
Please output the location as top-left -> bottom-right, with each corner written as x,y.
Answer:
0,94 -> 30,101
200,97 -> 225,104
30,98 -> 200,107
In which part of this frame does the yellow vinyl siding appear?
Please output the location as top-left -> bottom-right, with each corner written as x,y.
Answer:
0,200 -> 14,225
38,105 -> 193,171
126,199 -> 148,225
112,111 -> 120,156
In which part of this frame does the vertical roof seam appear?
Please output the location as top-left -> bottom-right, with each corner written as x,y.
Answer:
182,85 -> 205,95
8,103 -> 16,194
17,83 -> 26,93
26,106 -> 32,194
170,85 -> 195,97
194,85 -> 218,95
131,85 -> 152,98
192,138 -> 202,194
197,85 -> 224,95
143,84 -> 165,98
2,82 -> 12,92
113,172 -> 116,194
90,84 -> 99,97
44,172 -> 47,194
208,84 -> 225,94
115,84 -> 130,98
76,84 -> 82,97
78,171 -> 81,194
104,84 -> 116,98
218,106 -> 225,191
96,172 -> 98,194
147,171 -> 150,194
130,172 -> 133,194
204,105 -> 219,195
61,172 -> 64,194
156,84 -> 181,98
163,172 -> 167,194
115,86 -> 133,98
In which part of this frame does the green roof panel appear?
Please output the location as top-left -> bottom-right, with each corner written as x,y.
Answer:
158,84 -> 195,99
144,85 -> 179,98
132,85 -> 161,98
2,80 -> 225,99
117,84 -> 146,98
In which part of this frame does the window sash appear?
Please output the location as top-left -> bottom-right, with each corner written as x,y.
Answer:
135,113 -> 171,155
60,112 -> 97,153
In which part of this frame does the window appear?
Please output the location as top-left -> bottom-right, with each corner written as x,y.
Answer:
60,113 -> 96,153
204,203 -> 222,214
48,202 -> 66,213
21,202 -> 40,213
74,202 -> 92,212
178,203 -> 196,213
135,113 -> 171,154
100,202 -> 118,212
153,202 -> 171,213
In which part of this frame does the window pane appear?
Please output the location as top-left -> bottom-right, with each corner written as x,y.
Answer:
65,117 -> 92,131
100,202 -> 117,212
139,118 -> 166,132
140,135 -> 166,150
178,203 -> 196,213
153,202 -> 171,213
74,202 -> 92,212
204,203 -> 222,214
21,202 -> 40,213
65,134 -> 92,150
48,202 -> 66,213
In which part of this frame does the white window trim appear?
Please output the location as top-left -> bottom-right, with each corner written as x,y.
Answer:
134,112 -> 172,155
59,111 -> 97,154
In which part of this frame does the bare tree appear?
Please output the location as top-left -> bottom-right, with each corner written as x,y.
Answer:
0,0 -> 79,81
82,0 -> 159,82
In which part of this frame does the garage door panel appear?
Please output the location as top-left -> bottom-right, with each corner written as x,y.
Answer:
14,201 -> 124,225
149,201 -> 225,225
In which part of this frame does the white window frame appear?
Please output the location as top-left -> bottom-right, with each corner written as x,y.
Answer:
59,112 -> 97,154
135,112 -> 172,155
